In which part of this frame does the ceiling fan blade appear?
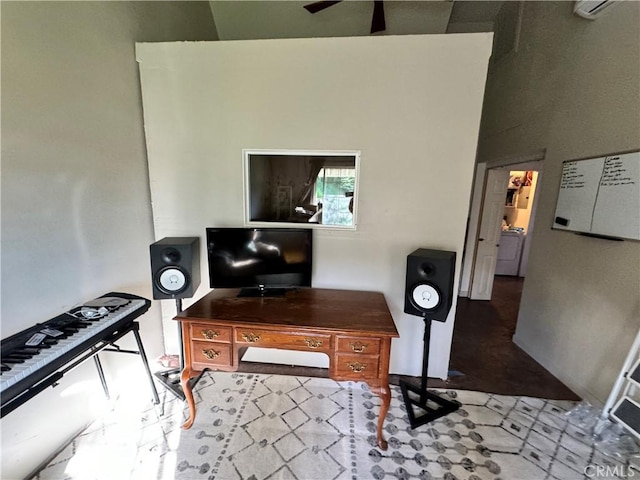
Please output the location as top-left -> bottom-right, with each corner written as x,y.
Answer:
303,1 -> 343,14
370,0 -> 386,33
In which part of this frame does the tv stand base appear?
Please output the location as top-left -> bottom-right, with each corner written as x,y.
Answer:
237,287 -> 286,297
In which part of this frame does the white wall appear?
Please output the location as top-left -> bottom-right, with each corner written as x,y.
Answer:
477,2 -> 640,403
1,3 -> 216,478
137,34 -> 492,378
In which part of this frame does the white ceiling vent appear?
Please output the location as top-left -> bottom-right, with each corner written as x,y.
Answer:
573,0 -> 618,20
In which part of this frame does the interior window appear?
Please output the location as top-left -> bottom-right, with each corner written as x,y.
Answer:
244,149 -> 359,229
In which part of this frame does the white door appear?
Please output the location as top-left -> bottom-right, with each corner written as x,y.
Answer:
470,168 -> 510,300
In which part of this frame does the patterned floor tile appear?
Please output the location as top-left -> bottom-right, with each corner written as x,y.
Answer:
490,393 -> 520,409
33,372 -> 640,480
281,405 -> 310,430
490,451 -> 548,480
273,431 -> 307,461
486,395 -> 517,416
538,409 -> 569,431
506,408 -> 537,429
459,404 -> 505,426
445,389 -> 492,406
548,458 -> 584,480
532,419 -> 563,444
520,444 -> 554,472
287,445 -> 345,479
564,423 -> 594,446
472,425 -> 522,453
502,416 -> 531,440
514,398 -> 543,419
287,385 -> 314,405
528,429 -> 559,457
559,432 -> 595,464
556,444 -> 590,474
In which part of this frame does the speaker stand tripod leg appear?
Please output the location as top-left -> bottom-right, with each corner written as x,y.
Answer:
399,318 -> 460,429
154,299 -> 187,401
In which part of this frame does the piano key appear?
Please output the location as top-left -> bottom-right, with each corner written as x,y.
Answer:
14,347 -> 44,355
2,358 -> 25,364
5,364 -> 36,384
4,353 -> 33,360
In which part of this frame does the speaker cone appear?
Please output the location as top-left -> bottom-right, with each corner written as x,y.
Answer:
410,283 -> 441,311
157,267 -> 189,294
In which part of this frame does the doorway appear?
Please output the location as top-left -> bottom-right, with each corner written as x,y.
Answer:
459,156 -> 544,304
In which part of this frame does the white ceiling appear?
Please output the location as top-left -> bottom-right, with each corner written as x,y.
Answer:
209,1 -> 504,40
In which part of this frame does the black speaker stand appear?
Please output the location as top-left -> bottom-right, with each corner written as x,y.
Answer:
154,368 -> 184,401
154,299 -> 208,402
154,299 -> 188,401
399,317 -> 460,429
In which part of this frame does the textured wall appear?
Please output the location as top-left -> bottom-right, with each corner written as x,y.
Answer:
477,1 -> 640,403
1,2 -> 216,478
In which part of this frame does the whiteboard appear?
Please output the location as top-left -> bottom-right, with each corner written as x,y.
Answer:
553,151 -> 640,241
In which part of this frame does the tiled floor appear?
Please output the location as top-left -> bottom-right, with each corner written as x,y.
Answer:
34,372 -> 637,480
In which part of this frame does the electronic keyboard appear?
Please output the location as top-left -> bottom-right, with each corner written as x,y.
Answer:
1,292 -> 153,414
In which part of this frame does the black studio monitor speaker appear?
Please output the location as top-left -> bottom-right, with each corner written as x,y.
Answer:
404,248 -> 456,322
150,237 -> 201,300
401,248 -> 460,428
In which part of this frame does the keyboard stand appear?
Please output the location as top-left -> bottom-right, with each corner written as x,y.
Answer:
1,321 -> 160,418
98,321 -> 160,405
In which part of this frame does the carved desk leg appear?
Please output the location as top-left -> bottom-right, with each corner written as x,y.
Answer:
181,366 -> 197,429
370,383 -> 391,450
371,338 -> 393,450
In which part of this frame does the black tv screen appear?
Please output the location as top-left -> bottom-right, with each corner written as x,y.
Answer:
206,227 -> 312,296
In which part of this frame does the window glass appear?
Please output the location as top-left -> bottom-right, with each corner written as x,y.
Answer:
314,168 -> 356,226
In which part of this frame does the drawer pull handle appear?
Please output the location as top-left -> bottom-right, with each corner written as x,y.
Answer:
350,341 -> 368,353
305,338 -> 323,349
348,362 -> 366,373
202,349 -> 221,359
201,329 -> 219,340
242,332 -> 261,343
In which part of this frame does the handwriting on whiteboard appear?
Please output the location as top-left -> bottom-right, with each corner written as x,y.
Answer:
601,157 -> 636,187
560,163 -> 585,189
553,151 -> 639,241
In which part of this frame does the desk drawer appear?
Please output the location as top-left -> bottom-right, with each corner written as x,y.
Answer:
335,353 -> 380,380
235,328 -> 331,353
191,340 -> 233,367
336,336 -> 381,355
190,324 -> 232,343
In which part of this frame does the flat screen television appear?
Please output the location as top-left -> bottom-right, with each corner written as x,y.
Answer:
206,227 -> 312,297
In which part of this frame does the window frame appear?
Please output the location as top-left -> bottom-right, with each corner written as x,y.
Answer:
243,149 -> 360,231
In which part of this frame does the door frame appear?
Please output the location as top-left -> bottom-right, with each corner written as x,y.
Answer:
459,149 -> 546,298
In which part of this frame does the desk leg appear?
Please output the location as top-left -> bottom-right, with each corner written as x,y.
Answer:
370,384 -> 391,450
181,366 -> 196,429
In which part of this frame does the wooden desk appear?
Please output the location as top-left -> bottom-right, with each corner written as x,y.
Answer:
175,288 -> 399,450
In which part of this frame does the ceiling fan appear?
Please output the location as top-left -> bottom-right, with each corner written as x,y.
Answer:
303,0 -> 386,34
